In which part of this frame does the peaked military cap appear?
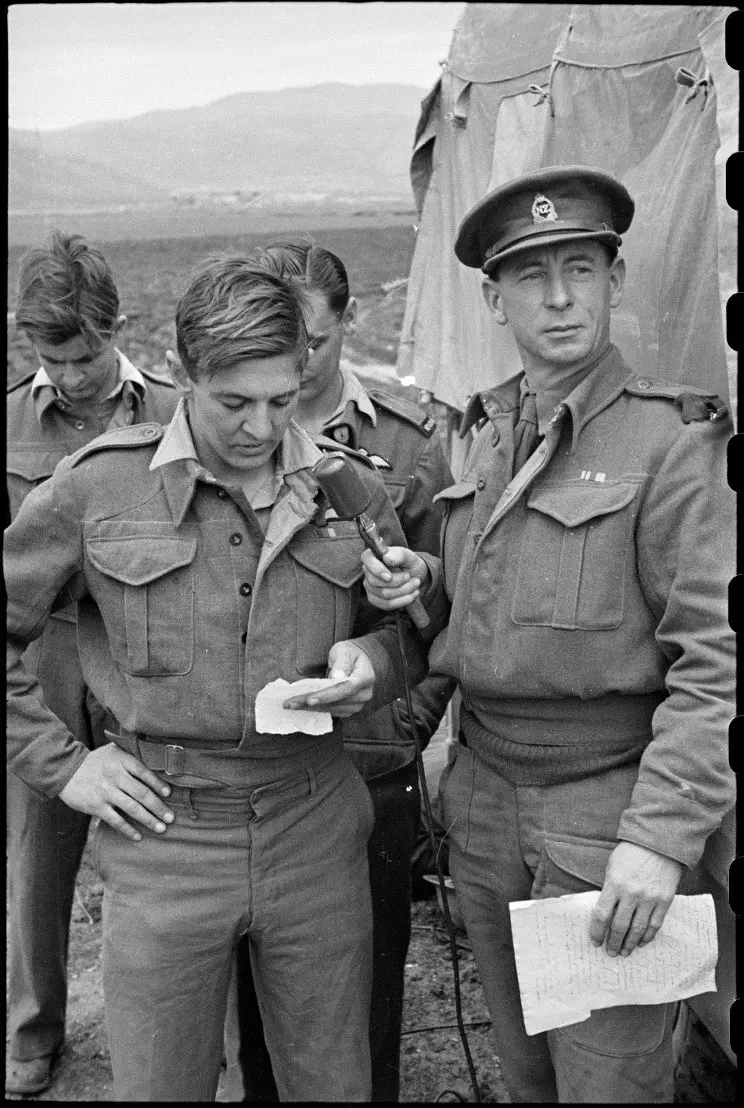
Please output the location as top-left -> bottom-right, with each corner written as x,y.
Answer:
455,165 -> 635,274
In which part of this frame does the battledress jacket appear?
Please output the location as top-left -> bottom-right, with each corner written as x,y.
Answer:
321,383 -> 456,779
5,418 -> 427,798
417,345 -> 734,871
6,353 -> 179,625
6,352 -> 178,521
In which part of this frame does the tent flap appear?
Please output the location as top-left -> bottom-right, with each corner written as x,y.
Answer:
399,4 -> 734,417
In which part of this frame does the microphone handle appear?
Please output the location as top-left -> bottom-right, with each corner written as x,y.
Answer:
357,514 -> 430,630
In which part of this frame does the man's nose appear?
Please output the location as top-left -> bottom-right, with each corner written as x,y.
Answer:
242,406 -> 272,439
544,272 -> 572,310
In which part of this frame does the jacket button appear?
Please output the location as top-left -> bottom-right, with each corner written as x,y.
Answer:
75,420 -> 85,430
230,533 -> 243,546
636,378 -> 651,389
217,488 -> 228,499
239,582 -> 252,597
476,477 -> 486,490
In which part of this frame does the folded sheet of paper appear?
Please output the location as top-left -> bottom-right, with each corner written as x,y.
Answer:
509,891 -> 717,1036
255,677 -> 346,735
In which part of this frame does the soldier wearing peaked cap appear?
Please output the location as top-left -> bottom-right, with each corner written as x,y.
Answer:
361,166 -> 734,1102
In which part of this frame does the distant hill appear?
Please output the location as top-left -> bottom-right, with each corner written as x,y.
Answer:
9,83 -> 428,212
8,138 -> 168,211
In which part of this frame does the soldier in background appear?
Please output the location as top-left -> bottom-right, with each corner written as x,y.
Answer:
226,241 -> 455,1102
5,232 -> 178,1098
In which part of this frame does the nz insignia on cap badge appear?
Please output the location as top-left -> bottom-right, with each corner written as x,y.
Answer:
532,194 -> 558,224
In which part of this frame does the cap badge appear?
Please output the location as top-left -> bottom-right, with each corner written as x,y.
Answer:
532,194 -> 558,224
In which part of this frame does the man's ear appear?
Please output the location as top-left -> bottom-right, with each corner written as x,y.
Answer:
482,279 -> 508,326
165,350 -> 193,395
342,297 -> 357,332
609,256 -> 626,310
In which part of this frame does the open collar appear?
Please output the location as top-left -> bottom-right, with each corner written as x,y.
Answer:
460,345 -> 634,451
31,349 -> 146,423
150,401 -> 325,526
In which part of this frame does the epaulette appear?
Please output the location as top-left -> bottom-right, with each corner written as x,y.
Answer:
367,389 -> 437,437
69,422 -> 164,467
311,433 -> 376,469
624,376 -> 728,423
140,367 -> 177,389
7,369 -> 37,394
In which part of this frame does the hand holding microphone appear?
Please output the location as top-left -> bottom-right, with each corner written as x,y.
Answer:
312,454 -> 430,629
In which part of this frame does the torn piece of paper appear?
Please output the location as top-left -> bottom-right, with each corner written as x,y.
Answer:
255,677 -> 345,735
509,891 -> 717,1036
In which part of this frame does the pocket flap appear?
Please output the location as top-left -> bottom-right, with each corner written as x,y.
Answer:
434,481 -> 477,505
6,448 -> 61,482
86,536 -> 197,586
527,482 -> 639,528
544,837 -> 615,889
382,477 -> 407,510
289,530 -> 364,588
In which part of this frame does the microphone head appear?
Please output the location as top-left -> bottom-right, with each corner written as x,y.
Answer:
311,454 -> 372,519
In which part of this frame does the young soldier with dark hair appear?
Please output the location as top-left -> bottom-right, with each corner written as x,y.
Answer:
6,231 -> 177,1097
6,253 -> 427,1101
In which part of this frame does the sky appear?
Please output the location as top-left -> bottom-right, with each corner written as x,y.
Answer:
8,1 -> 465,131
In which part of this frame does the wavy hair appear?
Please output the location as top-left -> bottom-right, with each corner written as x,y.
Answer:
175,253 -> 310,381
15,230 -> 120,347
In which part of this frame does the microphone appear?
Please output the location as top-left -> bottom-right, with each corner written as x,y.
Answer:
312,454 -> 430,630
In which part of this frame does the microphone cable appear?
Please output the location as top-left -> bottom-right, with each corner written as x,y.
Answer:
394,611 -> 482,1103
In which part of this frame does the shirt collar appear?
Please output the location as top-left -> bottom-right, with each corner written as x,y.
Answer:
460,372 -> 522,437
31,349 -> 146,422
554,345 -> 633,450
150,399 -> 325,525
460,345 -> 633,451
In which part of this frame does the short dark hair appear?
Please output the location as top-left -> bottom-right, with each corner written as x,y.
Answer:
15,230 -> 120,347
256,240 -> 350,317
175,253 -> 309,382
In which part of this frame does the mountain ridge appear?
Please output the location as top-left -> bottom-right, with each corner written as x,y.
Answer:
10,82 -> 428,210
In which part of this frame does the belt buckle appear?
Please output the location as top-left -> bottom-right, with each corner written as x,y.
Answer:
164,745 -> 185,776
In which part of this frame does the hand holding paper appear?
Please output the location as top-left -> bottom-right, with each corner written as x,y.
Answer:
509,891 -> 717,1036
589,841 -> 683,956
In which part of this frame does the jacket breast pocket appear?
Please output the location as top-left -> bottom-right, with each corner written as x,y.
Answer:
511,480 -> 641,630
288,524 -> 365,676
381,476 -> 408,515
85,535 -> 197,675
436,482 -> 477,594
6,448 -> 60,516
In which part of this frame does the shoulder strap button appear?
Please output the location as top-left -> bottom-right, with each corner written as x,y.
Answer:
635,378 -> 651,390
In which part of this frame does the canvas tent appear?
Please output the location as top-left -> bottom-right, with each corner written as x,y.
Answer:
398,3 -> 737,1070
399,4 -> 736,445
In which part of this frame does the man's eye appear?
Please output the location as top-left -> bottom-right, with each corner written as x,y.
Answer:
520,271 -> 543,282
222,401 -> 245,411
569,265 -> 593,277
271,398 -> 291,408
